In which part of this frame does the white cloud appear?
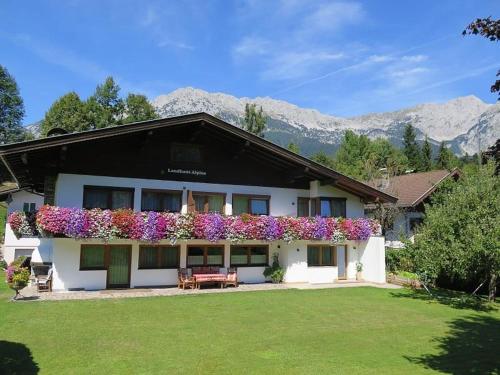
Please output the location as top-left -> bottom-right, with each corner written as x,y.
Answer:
233,37 -> 271,58
389,67 -> 430,78
402,54 -> 428,63
137,4 -> 194,51
302,2 -> 365,34
262,50 -> 345,80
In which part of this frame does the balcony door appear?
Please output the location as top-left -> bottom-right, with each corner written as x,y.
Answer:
107,245 -> 131,288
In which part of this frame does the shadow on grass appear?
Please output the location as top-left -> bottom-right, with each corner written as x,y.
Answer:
390,288 -> 497,312
0,341 -> 39,374
407,315 -> 500,374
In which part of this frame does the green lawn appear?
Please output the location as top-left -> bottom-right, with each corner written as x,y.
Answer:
0,279 -> 498,374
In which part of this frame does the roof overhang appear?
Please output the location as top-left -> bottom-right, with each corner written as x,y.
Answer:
0,113 -> 397,203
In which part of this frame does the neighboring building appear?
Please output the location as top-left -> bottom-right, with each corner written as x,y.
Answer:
366,169 -> 461,248
0,113 -> 395,290
0,188 -> 45,264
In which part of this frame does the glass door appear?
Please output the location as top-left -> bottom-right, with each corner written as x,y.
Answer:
107,246 -> 131,288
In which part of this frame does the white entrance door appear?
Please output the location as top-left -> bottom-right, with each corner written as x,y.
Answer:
337,245 -> 346,279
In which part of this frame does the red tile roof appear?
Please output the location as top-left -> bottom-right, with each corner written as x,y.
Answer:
368,169 -> 460,207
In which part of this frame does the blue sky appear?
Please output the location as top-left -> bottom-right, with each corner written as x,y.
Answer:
1,0 -> 499,125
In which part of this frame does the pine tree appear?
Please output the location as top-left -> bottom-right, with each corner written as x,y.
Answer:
402,124 -> 421,171
436,141 -> 453,170
0,65 -> 27,144
243,103 -> 266,137
421,136 -> 433,171
41,92 -> 89,136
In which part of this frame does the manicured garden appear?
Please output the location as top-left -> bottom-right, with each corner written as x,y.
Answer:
0,277 -> 498,374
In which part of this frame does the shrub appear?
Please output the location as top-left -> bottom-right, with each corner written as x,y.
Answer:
263,253 -> 285,283
386,247 -> 415,273
5,259 -> 30,299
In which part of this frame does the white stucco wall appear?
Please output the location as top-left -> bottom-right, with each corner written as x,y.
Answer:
358,236 -> 386,283
54,173 -> 365,218
50,236 -> 386,290
279,239 -> 385,284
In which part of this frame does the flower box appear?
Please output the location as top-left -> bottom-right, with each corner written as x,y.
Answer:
8,205 -> 381,244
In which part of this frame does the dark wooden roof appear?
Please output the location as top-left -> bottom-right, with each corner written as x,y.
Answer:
0,113 -> 396,203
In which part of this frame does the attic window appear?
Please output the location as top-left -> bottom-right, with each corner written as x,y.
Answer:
170,143 -> 202,164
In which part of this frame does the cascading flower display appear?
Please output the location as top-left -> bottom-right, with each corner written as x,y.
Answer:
7,205 -> 381,243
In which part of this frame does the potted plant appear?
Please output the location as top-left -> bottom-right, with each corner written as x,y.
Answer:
5,259 -> 31,300
356,262 -> 363,281
263,253 -> 285,283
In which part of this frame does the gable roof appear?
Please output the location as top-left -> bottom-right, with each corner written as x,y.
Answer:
0,112 -> 396,203
368,169 -> 460,207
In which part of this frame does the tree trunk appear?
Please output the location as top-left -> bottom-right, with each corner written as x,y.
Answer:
488,273 -> 497,302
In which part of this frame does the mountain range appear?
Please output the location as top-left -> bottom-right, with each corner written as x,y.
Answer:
29,87 -> 500,156
153,88 -> 500,156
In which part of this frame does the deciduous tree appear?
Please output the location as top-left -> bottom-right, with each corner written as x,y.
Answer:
123,93 -> 158,124
463,16 -> 500,100
40,92 -> 89,136
410,162 -> 499,301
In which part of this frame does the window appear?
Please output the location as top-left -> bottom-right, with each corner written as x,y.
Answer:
233,195 -> 270,215
170,143 -> 202,164
22,202 -> 36,213
193,192 -> 225,213
80,245 -> 106,270
141,189 -> 182,212
187,246 -> 224,267
307,246 -> 336,267
311,198 -> 346,217
83,186 -> 134,210
138,246 -> 180,269
230,246 -> 268,267
297,198 -> 309,217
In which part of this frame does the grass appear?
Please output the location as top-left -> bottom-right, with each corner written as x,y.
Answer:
0,278 -> 498,374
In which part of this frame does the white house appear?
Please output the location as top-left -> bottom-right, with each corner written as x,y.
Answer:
0,113 -> 395,290
365,169 -> 460,248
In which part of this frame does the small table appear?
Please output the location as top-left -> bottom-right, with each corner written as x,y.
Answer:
193,274 -> 227,289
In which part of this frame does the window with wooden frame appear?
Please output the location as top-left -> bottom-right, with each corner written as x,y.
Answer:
307,245 -> 337,267
83,186 -> 134,210
232,194 -> 270,215
138,245 -> 180,269
310,197 -> 346,218
230,245 -> 269,267
22,202 -> 37,213
297,197 -> 310,217
193,192 -> 225,213
80,245 -> 106,270
141,189 -> 182,212
186,245 -> 224,267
